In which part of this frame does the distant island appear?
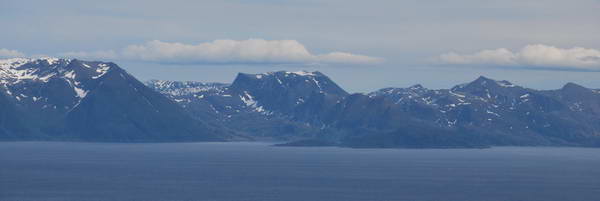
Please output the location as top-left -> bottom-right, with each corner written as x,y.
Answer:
1,58 -> 600,148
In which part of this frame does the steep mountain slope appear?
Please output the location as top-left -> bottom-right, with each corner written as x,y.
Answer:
0,58 -> 225,141
146,71 -> 348,139
229,71 -> 348,125
0,91 -> 34,139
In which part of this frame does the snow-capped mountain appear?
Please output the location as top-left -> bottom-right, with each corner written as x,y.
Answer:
0,58 -> 109,112
3,58 -> 598,147
229,71 -> 348,123
0,58 -> 225,141
151,72 -> 600,148
146,71 -> 348,138
148,71 -> 348,119
342,76 -> 600,147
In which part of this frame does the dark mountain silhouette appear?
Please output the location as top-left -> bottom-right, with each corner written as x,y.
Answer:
0,58 -> 226,142
150,73 -> 600,148
3,58 -> 599,147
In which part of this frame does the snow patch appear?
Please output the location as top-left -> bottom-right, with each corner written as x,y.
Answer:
240,91 -> 258,107
147,80 -> 229,97
311,77 -> 322,92
92,63 -> 111,79
38,73 -> 56,82
449,91 -> 465,98
43,57 -> 59,65
64,71 -> 76,79
569,102 -> 584,112
73,87 -> 88,99
520,94 -> 530,99
0,58 -> 73,82
286,71 -> 316,76
486,110 -> 501,117
496,80 -> 516,87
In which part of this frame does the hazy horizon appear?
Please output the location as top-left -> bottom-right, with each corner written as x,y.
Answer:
2,0 -> 600,92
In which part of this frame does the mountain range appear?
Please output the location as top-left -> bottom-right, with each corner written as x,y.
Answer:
147,69 -> 600,148
2,58 -> 600,148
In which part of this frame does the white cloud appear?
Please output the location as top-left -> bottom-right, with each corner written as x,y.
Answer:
439,48 -> 516,66
0,48 -> 25,58
62,39 -> 383,65
318,52 -> 383,64
437,44 -> 600,70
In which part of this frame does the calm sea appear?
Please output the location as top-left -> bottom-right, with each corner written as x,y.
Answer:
1,142 -> 599,201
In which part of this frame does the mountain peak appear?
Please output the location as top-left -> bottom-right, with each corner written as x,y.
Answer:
459,76 -> 520,89
452,76 -> 497,91
0,57 -> 67,69
0,58 -> 121,108
409,84 -> 425,90
472,75 -> 496,85
235,70 -> 325,80
562,82 -> 589,92
231,70 -> 347,96
563,82 -> 584,88
449,76 -> 528,100
36,57 -> 65,65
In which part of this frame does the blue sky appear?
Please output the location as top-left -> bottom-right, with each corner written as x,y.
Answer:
1,0 -> 599,92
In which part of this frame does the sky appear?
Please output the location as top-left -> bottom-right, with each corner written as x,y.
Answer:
1,0 -> 599,92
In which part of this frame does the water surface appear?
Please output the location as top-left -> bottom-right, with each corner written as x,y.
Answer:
1,142 -> 600,201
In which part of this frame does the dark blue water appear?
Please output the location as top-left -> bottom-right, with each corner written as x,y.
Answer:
1,142 -> 600,201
